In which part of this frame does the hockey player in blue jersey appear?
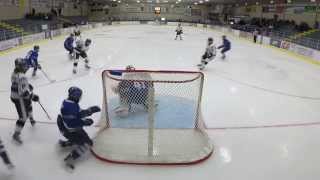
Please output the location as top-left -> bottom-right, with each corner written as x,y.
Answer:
57,86 -> 101,170
25,45 -> 41,76
64,33 -> 75,60
217,35 -> 231,59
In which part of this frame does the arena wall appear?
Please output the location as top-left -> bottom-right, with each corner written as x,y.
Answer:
233,4 -> 319,27
0,0 -> 88,20
88,3 -> 209,22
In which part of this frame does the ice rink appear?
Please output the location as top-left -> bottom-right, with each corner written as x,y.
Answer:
0,24 -> 320,180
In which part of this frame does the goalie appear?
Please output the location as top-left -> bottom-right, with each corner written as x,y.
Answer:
111,65 -> 154,117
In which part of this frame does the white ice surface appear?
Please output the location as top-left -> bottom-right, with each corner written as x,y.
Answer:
0,25 -> 320,180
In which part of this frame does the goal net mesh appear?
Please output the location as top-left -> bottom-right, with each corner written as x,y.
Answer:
92,70 -> 213,164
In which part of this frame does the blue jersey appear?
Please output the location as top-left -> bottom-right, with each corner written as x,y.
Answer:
60,99 -> 88,132
25,50 -> 38,67
219,39 -> 231,50
64,36 -> 74,49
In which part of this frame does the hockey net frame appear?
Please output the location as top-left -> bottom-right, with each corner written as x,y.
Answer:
92,70 -> 213,165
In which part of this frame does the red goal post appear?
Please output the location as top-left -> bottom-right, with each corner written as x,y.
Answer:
92,69 -> 213,165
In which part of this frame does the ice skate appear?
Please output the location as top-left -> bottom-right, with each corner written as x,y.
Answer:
32,70 -> 36,77
58,139 -> 73,148
85,64 -> 91,69
12,132 -> 22,145
30,118 -> 36,126
64,155 -> 75,171
6,163 -> 15,170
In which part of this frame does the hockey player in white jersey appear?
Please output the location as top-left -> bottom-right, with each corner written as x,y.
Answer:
175,23 -> 183,40
197,37 -> 217,70
73,38 -> 92,74
11,58 -> 40,144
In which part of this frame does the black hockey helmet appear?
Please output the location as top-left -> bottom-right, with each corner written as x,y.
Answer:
14,58 -> 28,73
70,33 -> 75,37
85,39 -> 92,46
68,86 -> 83,103
75,30 -> 81,36
34,45 -> 40,52
126,65 -> 135,71
222,35 -> 227,39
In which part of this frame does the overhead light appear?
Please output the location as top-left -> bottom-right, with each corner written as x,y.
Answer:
164,0 -> 168,2
199,0 -> 203,3
270,0 -> 274,4
256,1 -> 259,5
118,0 -> 121,3
205,0 -> 209,2
194,2 -> 198,5
176,1 -> 179,3
137,0 -> 140,2
178,0 -> 182,1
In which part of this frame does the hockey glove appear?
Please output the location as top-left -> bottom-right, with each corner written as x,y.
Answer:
37,64 -> 42,70
89,106 -> 101,114
83,118 -> 94,126
31,94 -> 39,102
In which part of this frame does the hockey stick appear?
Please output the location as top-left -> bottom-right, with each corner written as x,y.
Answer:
38,101 -> 52,120
40,69 -> 56,83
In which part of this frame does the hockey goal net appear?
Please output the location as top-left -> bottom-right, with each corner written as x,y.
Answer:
92,70 -> 213,165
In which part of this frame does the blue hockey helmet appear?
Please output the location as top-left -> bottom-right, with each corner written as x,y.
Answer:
68,86 -> 83,102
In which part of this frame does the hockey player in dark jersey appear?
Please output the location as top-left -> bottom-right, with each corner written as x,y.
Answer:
0,138 -> 14,170
73,39 -> 92,74
57,87 -> 101,169
11,58 -> 40,144
64,33 -> 75,60
25,45 -> 41,76
217,35 -> 231,59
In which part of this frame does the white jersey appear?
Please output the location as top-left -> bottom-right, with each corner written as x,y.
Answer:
176,26 -> 183,32
205,43 -> 217,57
11,72 -> 31,99
75,39 -> 89,52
